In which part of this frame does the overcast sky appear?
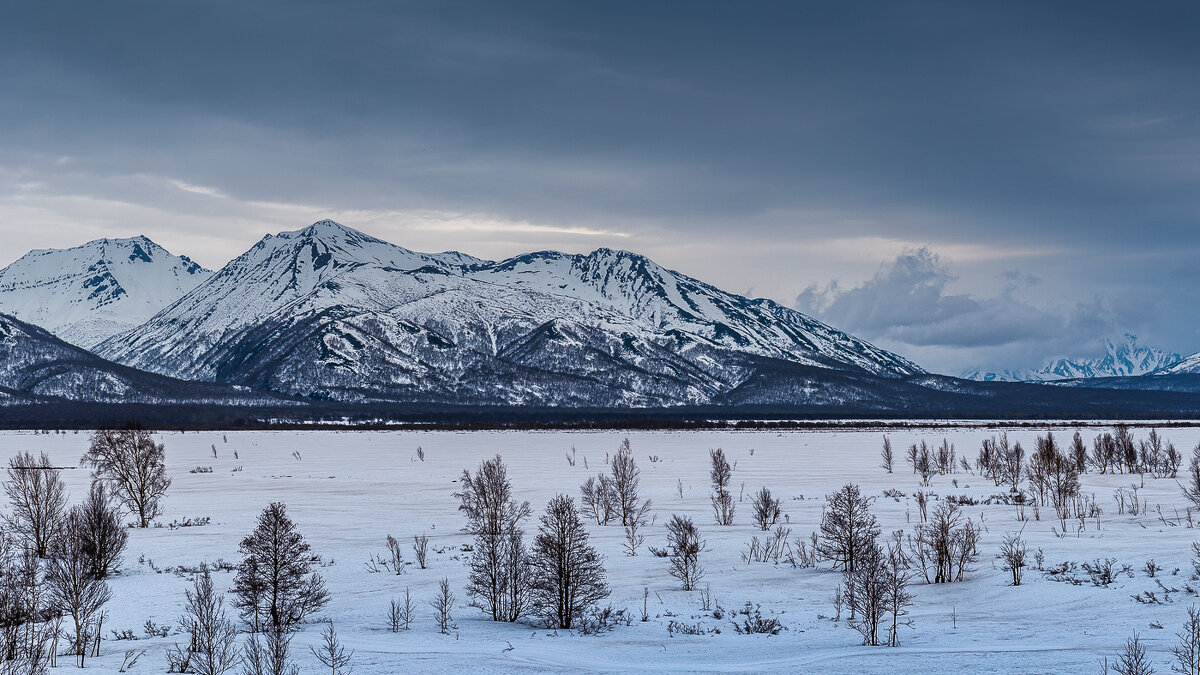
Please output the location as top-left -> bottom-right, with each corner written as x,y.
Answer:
1,1 -> 1198,374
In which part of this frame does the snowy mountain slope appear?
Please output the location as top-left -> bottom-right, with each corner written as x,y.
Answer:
96,220 -> 923,405
1157,351 -> 1200,375
0,313 -> 283,406
964,334 -> 1180,382
468,249 -> 921,377
0,236 -> 212,348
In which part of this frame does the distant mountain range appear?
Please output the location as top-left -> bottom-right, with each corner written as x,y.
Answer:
3,220 -> 1200,423
963,334 -> 1183,382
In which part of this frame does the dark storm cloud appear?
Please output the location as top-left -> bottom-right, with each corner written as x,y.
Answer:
0,1 -> 1198,372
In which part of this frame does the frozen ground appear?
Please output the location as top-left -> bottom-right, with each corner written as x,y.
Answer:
8,425 -> 1200,674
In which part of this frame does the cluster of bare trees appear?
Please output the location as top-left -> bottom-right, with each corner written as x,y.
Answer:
905,440 -> 958,486
908,501 -> 979,584
817,483 -> 913,646
0,439 -> 137,670
460,455 -> 610,628
579,440 -> 652,555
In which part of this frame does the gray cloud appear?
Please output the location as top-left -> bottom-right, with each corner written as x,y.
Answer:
0,1 -> 1198,372
796,248 -> 1153,374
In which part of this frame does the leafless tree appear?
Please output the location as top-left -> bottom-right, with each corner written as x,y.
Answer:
232,502 -> 329,632
456,456 -> 530,622
4,451 -> 67,557
431,578 -> 455,635
0,531 -> 53,672
818,484 -> 880,575
880,437 -> 894,473
241,626 -> 298,675
611,440 -> 651,528
710,449 -> 734,526
883,540 -> 914,647
177,565 -> 238,675
1182,444 -> 1200,510
388,588 -> 414,632
665,515 -> 704,591
1071,431 -> 1089,474
45,511 -> 112,666
1166,443 -> 1184,480
82,427 -> 171,527
309,620 -> 353,675
77,482 -> 127,579
580,474 -> 616,526
997,532 -> 1027,586
1112,631 -> 1154,675
412,534 -> 429,569
528,495 -> 609,629
846,539 -> 885,646
1115,425 -> 1138,475
1172,604 -> 1200,675
750,487 -> 783,531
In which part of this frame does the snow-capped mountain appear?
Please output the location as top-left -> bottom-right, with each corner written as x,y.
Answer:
96,220 -> 923,405
964,334 -> 1181,382
0,312 -> 278,406
1158,351 -> 1200,375
0,236 -> 212,348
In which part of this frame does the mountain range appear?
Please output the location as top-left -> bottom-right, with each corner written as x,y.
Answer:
3,220 -> 1200,422
963,334 -> 1183,382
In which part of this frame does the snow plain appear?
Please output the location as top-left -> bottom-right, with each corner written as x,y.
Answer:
7,425 -> 1200,674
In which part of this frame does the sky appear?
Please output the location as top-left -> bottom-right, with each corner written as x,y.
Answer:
0,1 -> 1198,375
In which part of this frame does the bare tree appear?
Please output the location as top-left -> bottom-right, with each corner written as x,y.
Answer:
82,427 -> 171,528
997,532 -> 1027,586
241,626 -> 298,675
1183,444 -> 1200,510
1071,431 -> 1089,474
846,539 -> 885,646
456,456 -> 530,622
1112,632 -> 1154,675
232,502 -> 329,633
309,620 -> 353,675
4,451 -> 67,557
528,495 -> 609,629
45,511 -> 112,666
818,484 -> 880,575
412,534 -> 429,570
388,589 -> 414,632
431,578 -> 455,635
880,437 -> 894,473
77,482 -> 128,579
750,487 -> 783,531
177,565 -> 238,675
709,448 -> 734,526
580,474 -> 616,526
611,440 -> 651,528
1172,604 -> 1200,675
883,540 -> 913,647
665,515 -> 704,591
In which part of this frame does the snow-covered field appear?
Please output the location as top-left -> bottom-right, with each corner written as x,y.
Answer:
8,425 -> 1200,674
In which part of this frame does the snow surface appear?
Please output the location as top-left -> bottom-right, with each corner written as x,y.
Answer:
7,425 -> 1200,673
0,237 -> 211,348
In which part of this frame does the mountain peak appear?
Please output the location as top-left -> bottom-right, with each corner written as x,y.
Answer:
0,236 -> 214,348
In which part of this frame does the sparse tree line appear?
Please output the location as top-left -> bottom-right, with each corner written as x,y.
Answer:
16,424 -> 1200,670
